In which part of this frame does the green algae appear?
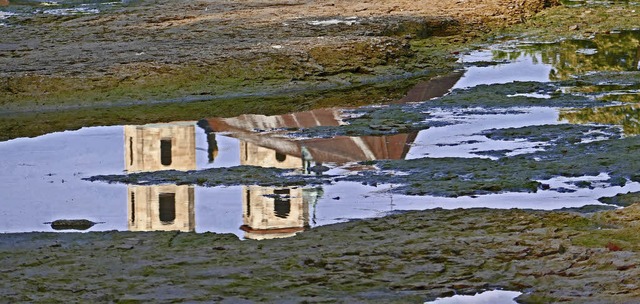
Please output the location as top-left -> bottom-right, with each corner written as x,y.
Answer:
341,123 -> 638,197
481,124 -> 621,147
497,2 -> 640,42
84,166 -> 327,188
598,191 -> 640,207
420,81 -> 599,109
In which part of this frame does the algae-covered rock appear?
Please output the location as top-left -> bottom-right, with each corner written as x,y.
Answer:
599,191 -> 640,207
48,219 -> 97,231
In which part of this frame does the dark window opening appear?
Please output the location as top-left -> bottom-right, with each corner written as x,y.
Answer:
246,188 -> 251,217
130,192 -> 135,223
161,139 -> 172,166
129,137 -> 134,166
159,193 -> 176,224
244,142 -> 249,161
275,152 -> 287,163
273,189 -> 291,219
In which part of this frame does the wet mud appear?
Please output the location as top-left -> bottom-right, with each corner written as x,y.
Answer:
3,206 -> 640,303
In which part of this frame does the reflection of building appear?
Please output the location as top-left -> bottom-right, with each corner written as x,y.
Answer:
241,186 -> 318,240
0,1 -> 8,6
200,109 -> 418,173
124,122 -> 197,232
124,122 -> 196,173
128,185 -> 195,232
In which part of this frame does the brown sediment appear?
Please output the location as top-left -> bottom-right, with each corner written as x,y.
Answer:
0,0 -> 557,140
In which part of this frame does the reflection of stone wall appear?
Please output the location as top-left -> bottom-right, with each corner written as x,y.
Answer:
241,186 -> 309,240
128,185 -> 195,232
124,122 -> 196,173
240,141 -> 302,169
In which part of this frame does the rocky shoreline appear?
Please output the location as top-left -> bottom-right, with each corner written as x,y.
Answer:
3,205 -> 640,302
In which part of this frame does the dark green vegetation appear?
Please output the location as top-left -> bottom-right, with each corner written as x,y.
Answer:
599,191 -> 640,207
3,205 -> 640,302
348,124 -> 638,196
86,166 -> 326,187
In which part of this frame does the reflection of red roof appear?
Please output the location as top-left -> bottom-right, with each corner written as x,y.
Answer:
396,72 -> 463,103
208,108 -> 342,133
239,225 -> 305,234
301,133 -> 417,163
203,108 -> 417,164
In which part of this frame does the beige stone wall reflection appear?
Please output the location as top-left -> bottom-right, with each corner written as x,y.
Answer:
128,185 -> 195,232
241,186 -> 310,240
124,122 -> 196,173
240,141 -> 302,169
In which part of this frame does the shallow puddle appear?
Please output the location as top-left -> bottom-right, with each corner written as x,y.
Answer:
2,32 -> 640,238
0,0 -> 136,17
425,290 -> 522,304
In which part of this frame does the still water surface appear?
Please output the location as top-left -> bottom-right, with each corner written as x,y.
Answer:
2,32 -> 640,238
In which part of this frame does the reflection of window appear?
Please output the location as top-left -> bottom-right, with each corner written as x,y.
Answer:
130,192 -> 135,223
246,188 -> 251,217
159,193 -> 176,224
129,137 -> 134,166
161,139 -> 172,166
275,152 -> 287,163
273,189 -> 291,219
244,142 -> 249,161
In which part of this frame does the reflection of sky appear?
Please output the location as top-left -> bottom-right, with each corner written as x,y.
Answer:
0,126 -> 125,232
195,131 -> 241,169
425,290 -> 521,304
454,54 -> 552,89
406,107 -> 561,159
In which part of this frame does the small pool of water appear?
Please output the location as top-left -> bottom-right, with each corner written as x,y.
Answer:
1,107 -> 636,238
3,32 -> 640,238
0,0 -> 136,17
425,290 -> 522,304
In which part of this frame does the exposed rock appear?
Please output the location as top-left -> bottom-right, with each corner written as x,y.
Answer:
48,219 -> 97,231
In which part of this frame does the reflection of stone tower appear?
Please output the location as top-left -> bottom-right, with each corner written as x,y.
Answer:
128,185 -> 195,232
124,122 -> 196,173
240,141 -> 302,169
240,186 -> 312,240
